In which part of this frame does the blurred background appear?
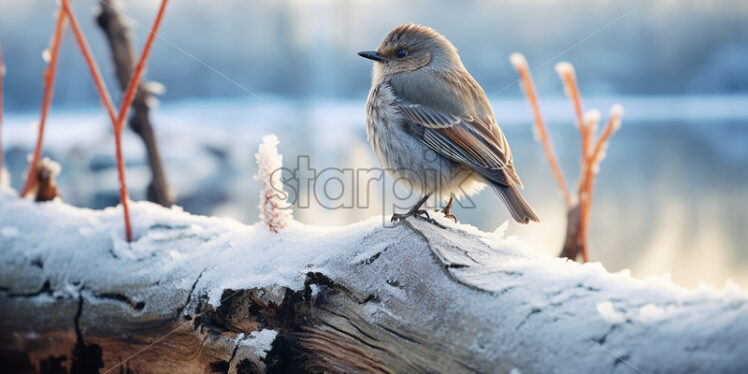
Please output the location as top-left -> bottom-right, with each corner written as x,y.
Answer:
0,0 -> 746,288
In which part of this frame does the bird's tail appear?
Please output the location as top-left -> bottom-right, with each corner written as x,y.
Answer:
492,184 -> 539,224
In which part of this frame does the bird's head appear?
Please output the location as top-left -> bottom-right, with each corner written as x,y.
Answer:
358,24 -> 462,81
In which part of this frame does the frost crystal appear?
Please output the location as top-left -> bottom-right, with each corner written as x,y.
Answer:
554,61 -> 575,77
611,104 -> 624,130
255,135 -> 292,233
42,49 -> 51,64
39,157 -> 62,176
509,53 -> 528,70
584,109 -> 601,133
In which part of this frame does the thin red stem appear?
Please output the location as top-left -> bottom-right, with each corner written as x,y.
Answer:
62,0 -> 117,124
62,0 -> 134,241
111,0 -> 170,242
21,7 -> 67,197
558,66 -> 593,262
577,110 -> 622,262
513,60 -> 572,208
115,0 -> 169,134
559,69 -> 590,159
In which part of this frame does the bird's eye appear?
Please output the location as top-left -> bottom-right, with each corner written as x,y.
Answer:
396,49 -> 407,58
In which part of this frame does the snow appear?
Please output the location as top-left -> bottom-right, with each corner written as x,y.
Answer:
596,301 -> 626,325
554,61 -> 575,77
610,104 -> 624,118
1,191 -> 748,372
1,225 -> 19,238
637,303 -> 674,325
237,329 -> 278,359
38,156 -> 62,176
584,109 -> 601,131
610,104 -> 624,130
509,53 -> 528,70
41,49 -> 51,64
2,189 -> 746,310
0,191 -> 390,308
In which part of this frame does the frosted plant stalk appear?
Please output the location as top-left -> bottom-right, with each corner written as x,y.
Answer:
255,135 -> 292,233
513,54 -> 623,263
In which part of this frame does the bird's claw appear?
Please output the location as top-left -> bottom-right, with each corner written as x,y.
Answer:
433,208 -> 458,223
443,212 -> 457,223
391,209 -> 430,223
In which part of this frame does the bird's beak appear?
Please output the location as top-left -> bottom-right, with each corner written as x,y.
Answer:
357,50 -> 387,62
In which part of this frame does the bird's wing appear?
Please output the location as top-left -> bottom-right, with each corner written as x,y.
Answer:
397,101 -> 523,188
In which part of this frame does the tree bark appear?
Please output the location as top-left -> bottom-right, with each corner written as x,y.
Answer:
1,196 -> 747,373
560,203 -> 585,261
96,0 -> 174,207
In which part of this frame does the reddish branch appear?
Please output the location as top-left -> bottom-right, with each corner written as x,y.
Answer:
110,0 -> 170,241
97,0 -> 175,208
20,7 -> 68,197
61,0 -> 117,124
557,63 -> 591,158
62,0 -> 133,240
114,0 -> 169,136
510,54 -> 572,207
510,54 -> 623,262
56,0 -> 169,242
575,108 -> 623,261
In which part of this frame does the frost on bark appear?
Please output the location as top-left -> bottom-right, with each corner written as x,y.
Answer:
0,195 -> 746,373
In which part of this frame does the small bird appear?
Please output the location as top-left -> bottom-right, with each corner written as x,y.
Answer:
358,24 -> 538,224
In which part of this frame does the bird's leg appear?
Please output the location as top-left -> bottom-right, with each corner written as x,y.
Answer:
391,192 -> 433,223
441,196 -> 457,223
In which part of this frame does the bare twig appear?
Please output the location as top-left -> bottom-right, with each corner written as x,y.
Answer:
111,0 -> 169,136
96,0 -> 170,241
510,54 -> 572,207
556,63 -> 591,158
63,0 -> 135,241
62,0 -> 170,242
97,0 -> 175,208
511,54 -> 623,262
62,0 -> 117,124
575,106 -> 623,260
21,7 -> 68,197
112,0 -> 170,241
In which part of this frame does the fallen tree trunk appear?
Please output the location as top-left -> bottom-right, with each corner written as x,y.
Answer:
1,193 -> 747,373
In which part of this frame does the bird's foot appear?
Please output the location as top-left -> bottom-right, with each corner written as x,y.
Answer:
440,196 -> 458,223
442,211 -> 457,223
433,209 -> 457,223
391,209 -> 430,223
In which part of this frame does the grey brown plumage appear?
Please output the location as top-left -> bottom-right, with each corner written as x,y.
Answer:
360,24 -> 538,223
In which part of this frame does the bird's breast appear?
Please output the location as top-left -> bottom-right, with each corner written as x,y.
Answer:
364,82 -> 486,202
365,82 -> 399,151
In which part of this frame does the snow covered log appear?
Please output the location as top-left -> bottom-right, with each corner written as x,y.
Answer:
1,193 -> 747,373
